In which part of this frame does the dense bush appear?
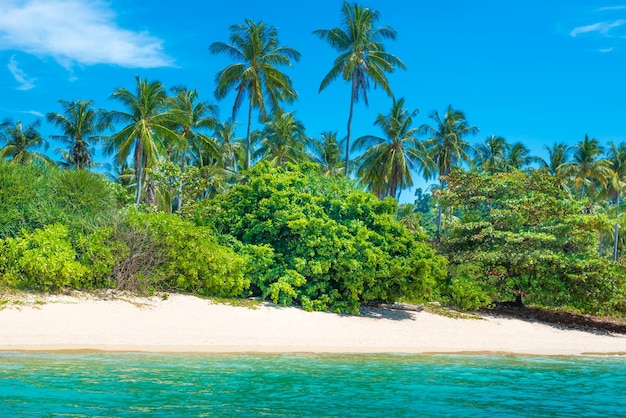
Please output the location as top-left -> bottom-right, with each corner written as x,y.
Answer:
436,168 -> 626,315
121,210 -> 249,297
192,163 -> 447,313
0,162 -> 118,238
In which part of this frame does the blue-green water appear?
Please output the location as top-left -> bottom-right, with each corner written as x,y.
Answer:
1,353 -> 625,417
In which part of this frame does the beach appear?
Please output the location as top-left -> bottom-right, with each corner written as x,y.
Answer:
1,293 -> 625,355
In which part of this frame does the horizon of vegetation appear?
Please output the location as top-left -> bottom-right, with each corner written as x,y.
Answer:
1,2 -> 625,317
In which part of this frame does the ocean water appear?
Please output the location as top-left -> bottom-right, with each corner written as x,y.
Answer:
0,353 -> 625,417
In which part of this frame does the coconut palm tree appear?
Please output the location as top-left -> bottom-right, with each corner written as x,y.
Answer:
420,105 -> 478,233
210,19 -> 301,170
314,1 -> 405,176
105,76 -> 177,204
46,100 -> 109,170
0,119 -> 51,165
505,141 -> 538,172
538,142 -> 570,176
607,141 -> 626,260
562,134 -> 613,200
212,119 -> 243,172
472,135 -> 509,174
354,97 -> 421,199
254,111 -> 308,167
310,131 -> 344,175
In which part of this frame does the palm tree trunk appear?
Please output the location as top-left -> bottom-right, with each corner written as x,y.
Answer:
245,95 -> 253,170
134,140 -> 143,205
615,192 -> 621,261
344,77 -> 357,177
436,179 -> 444,235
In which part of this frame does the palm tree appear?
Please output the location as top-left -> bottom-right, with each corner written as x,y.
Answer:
210,19 -> 301,170
212,119 -> 243,172
505,141 -> 537,172
310,131 -> 344,175
562,134 -> 613,200
254,111 -> 308,167
354,97 -> 421,199
420,105 -> 478,233
46,100 -> 109,170
0,119 -> 50,164
105,76 -> 177,204
472,135 -> 509,174
607,141 -> 626,260
314,1 -> 405,176
167,87 -> 219,210
538,142 -> 570,176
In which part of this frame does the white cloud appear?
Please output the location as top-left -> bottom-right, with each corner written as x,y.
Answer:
8,55 -> 36,90
0,0 -> 174,69
599,47 -> 615,52
597,6 -> 626,12
570,20 -> 626,37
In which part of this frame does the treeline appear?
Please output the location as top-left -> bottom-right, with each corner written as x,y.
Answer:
1,1 -> 625,315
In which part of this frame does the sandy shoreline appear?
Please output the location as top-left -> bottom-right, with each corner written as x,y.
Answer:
1,293 -> 625,356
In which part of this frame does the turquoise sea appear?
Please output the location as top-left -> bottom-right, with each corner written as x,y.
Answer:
1,352 -> 625,417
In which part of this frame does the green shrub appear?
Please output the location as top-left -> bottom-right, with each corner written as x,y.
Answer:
123,210 -> 249,297
192,163 -> 448,313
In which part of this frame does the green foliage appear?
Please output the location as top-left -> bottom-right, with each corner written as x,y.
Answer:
437,168 -> 626,314
0,224 -> 88,291
123,210 -> 249,297
0,162 -> 118,238
193,163 -> 447,313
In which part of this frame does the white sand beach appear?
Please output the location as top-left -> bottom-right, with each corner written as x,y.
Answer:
0,293 -> 625,355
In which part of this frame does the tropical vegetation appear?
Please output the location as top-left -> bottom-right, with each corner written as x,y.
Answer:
0,1 -> 625,318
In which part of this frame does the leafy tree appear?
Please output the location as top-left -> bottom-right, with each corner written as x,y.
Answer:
194,163 -> 447,313
106,77 -> 177,205
437,168 -> 624,314
420,105 -> 478,232
210,19 -> 301,170
46,100 -> 109,169
354,97 -> 421,199
0,119 -> 50,165
314,1 -> 405,176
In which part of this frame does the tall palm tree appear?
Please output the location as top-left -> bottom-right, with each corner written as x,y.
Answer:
46,100 -> 109,170
167,87 -> 219,210
354,97 -> 421,199
254,111 -> 308,167
168,87 -> 219,168
420,105 -> 478,233
562,134 -> 613,200
210,19 -> 301,170
310,131 -> 344,175
472,135 -> 509,174
105,76 -> 177,204
314,1 -> 405,176
0,119 -> 50,164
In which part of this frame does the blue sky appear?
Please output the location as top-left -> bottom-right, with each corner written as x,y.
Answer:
2,0 -> 626,202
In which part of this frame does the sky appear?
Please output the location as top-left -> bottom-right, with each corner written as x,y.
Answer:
2,0 -> 626,203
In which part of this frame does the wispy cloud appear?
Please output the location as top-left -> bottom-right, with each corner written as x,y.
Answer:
570,20 -> 626,37
597,6 -> 626,12
8,55 -> 36,90
0,0 -> 174,69
599,47 -> 615,52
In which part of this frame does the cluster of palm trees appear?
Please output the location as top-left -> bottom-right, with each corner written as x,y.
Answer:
1,1 -> 625,250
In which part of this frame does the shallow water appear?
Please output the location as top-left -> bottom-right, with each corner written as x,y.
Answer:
0,352 -> 625,417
